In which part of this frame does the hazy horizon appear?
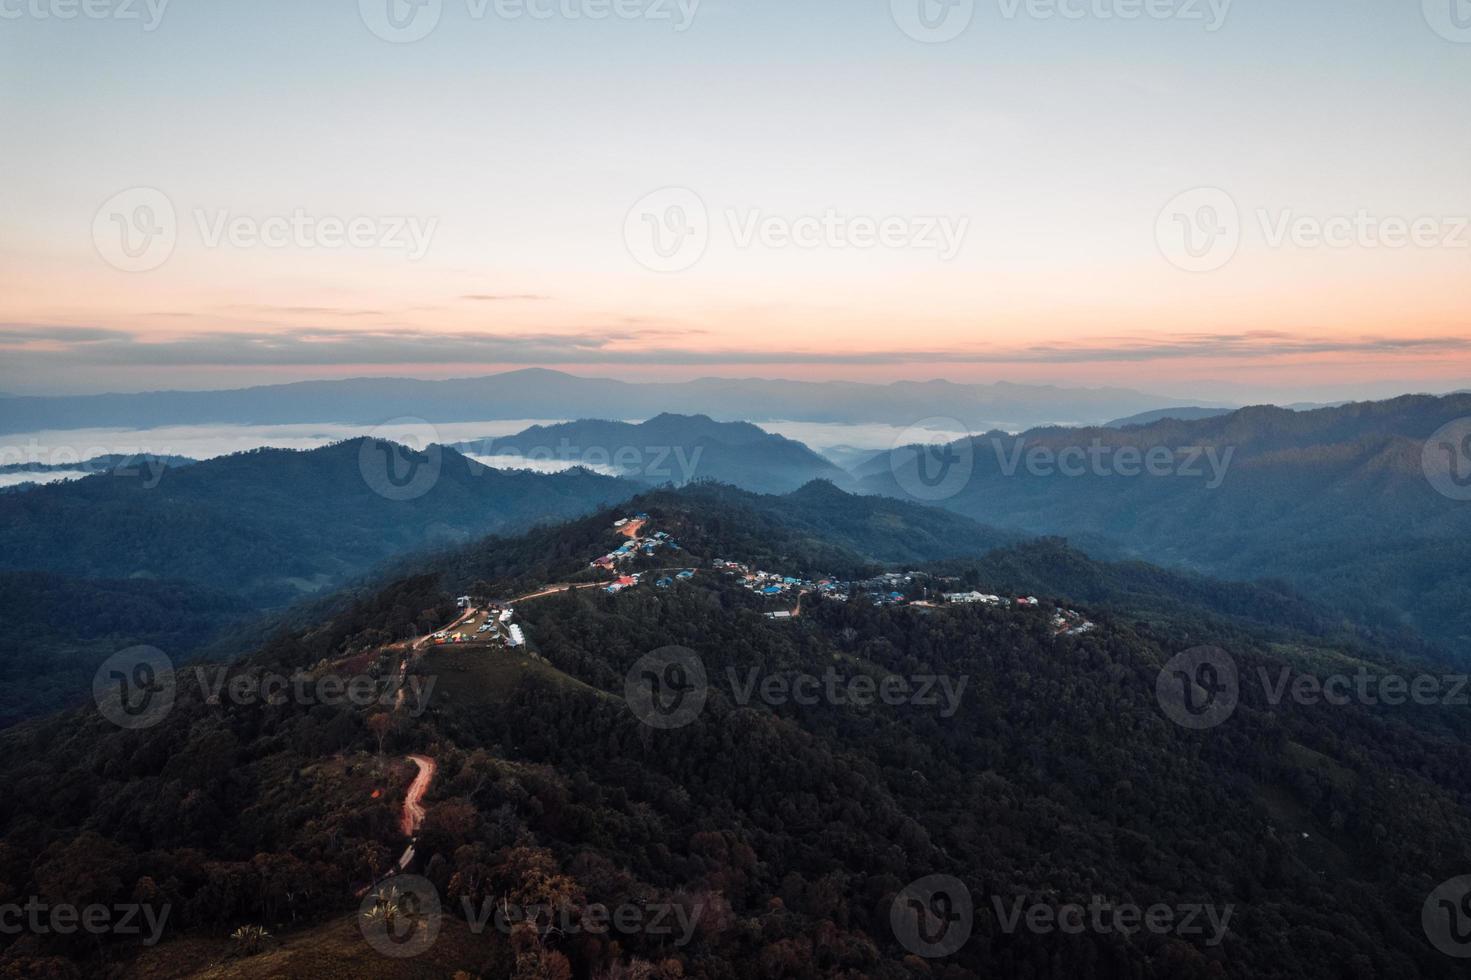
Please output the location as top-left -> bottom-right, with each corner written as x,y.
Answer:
4,0 -> 1469,398
3,365 -> 1469,408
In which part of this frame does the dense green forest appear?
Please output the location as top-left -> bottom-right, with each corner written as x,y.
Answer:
3,486 -> 1470,977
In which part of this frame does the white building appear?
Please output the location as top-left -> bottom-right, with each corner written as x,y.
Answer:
507,624 -> 526,647
945,592 -> 1003,606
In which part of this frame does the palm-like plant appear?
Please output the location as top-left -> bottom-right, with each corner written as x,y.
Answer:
228,924 -> 272,956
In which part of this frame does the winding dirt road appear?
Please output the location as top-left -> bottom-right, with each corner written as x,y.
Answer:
400,754 -> 435,837
394,754 -> 436,871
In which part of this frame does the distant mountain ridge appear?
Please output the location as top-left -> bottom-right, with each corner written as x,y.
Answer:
0,368 -> 1219,434
0,438 -> 636,607
458,413 -> 851,494
861,393 -> 1471,649
0,438 -> 640,723
1105,406 -> 1235,427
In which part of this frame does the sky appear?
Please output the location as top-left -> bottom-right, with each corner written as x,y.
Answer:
1,0 -> 1468,400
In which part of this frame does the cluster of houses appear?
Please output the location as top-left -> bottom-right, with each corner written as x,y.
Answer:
591,515 -> 682,571
940,591 -> 1095,633
712,560 -> 812,597
584,524 -> 1101,637
710,562 -> 913,607
604,569 -> 697,594
1051,608 -> 1096,636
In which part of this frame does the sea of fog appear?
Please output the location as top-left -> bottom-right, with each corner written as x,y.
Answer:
0,418 -> 990,486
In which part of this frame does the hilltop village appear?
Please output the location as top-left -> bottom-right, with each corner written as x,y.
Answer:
416,514 -> 1097,662
586,514 -> 1097,633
